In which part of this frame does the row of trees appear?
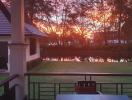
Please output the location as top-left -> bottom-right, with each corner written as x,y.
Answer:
4,0 -> 132,47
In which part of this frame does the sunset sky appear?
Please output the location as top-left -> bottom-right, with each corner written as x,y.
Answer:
1,0 -> 123,40
34,0 -> 114,39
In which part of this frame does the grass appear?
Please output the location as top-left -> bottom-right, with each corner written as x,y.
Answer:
0,75 -> 6,81
29,61 -> 132,83
0,75 -> 8,96
31,61 -> 132,73
1,61 -> 132,84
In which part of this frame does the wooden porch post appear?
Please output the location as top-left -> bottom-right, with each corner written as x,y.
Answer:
9,0 -> 26,100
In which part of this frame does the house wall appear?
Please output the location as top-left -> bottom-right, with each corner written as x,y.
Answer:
0,36 -> 41,70
26,38 -> 40,62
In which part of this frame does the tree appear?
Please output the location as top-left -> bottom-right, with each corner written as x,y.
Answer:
4,0 -> 55,25
108,0 -> 132,44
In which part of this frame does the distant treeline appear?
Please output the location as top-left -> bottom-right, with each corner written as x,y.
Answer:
41,45 -> 132,60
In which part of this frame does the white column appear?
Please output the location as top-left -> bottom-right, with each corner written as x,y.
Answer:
9,0 -> 27,100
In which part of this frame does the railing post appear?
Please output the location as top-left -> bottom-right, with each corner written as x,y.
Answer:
4,82 -> 9,94
38,83 -> 40,100
58,83 -> 61,94
121,83 -> 123,95
54,83 -> 56,100
85,75 -> 87,81
28,75 -> 30,100
90,75 -> 92,81
99,83 -> 102,92
116,83 -> 118,95
33,83 -> 35,100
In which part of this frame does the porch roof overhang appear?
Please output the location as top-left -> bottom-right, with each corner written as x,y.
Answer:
0,9 -> 47,38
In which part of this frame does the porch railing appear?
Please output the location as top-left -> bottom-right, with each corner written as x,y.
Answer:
25,73 -> 132,100
0,74 -> 18,100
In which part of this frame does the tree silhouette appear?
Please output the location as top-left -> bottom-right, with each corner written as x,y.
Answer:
3,0 -> 132,47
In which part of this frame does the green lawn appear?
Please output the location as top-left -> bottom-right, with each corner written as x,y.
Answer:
31,61 -> 132,73
30,61 -> 132,83
0,75 -> 8,96
1,61 -> 132,82
0,75 -> 6,81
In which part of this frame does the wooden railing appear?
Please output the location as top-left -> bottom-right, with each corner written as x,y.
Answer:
25,73 -> 132,81
25,73 -> 132,100
0,74 -> 18,100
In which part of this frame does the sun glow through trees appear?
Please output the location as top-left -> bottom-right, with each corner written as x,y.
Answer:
33,0 -> 129,42
34,1 -> 112,40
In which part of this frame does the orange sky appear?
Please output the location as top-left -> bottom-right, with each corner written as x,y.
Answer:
34,0 -> 114,39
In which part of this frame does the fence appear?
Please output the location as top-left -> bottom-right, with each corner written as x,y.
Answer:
0,74 -> 18,100
25,73 -> 132,100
